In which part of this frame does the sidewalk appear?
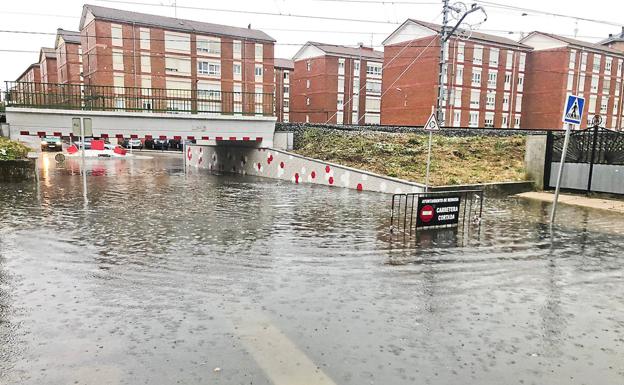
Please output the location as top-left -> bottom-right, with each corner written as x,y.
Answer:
516,191 -> 624,214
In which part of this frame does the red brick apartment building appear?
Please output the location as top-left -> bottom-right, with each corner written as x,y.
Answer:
520,32 -> 624,130
78,4 -> 276,114
39,48 -> 58,84
55,29 -> 83,85
16,64 -> 41,83
382,19 -> 530,128
290,42 -> 384,125
274,58 -> 294,122
600,28 -> 624,53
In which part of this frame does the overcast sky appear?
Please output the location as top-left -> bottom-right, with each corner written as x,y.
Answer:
1,0 -> 623,90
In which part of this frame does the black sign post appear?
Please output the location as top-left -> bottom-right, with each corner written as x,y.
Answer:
416,195 -> 461,230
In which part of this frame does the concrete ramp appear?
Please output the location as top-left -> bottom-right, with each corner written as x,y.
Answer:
186,144 -> 425,194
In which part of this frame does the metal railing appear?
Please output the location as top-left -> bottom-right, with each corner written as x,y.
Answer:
390,189 -> 484,237
4,81 -> 275,116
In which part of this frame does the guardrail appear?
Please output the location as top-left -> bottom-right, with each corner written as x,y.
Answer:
4,81 -> 274,117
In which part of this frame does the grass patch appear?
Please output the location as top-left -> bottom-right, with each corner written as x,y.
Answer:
294,129 -> 527,186
0,137 -> 31,160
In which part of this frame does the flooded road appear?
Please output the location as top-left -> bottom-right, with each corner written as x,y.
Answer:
1,153 -> 623,385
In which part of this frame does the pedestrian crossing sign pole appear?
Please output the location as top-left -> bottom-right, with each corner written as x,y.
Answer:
551,94 -> 586,225
424,107 -> 440,192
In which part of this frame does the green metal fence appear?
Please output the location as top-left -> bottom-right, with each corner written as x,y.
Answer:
4,81 -> 275,116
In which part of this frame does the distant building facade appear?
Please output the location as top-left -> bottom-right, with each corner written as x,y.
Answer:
521,32 -> 624,130
382,19 -> 530,128
290,42 -> 383,125
16,64 -> 41,83
39,48 -> 58,84
78,4 -> 276,114
56,29 -> 83,85
274,58 -> 294,122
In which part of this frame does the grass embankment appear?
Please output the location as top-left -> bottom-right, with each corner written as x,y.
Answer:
294,129 -> 527,186
0,137 -> 31,160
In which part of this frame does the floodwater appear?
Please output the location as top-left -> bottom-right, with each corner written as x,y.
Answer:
1,153 -> 623,385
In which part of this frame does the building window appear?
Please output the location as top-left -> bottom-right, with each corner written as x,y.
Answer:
581,52 -> 588,71
354,60 -> 360,72
605,57 -> 612,74
504,72 -> 511,90
306,79 -> 311,89
591,75 -> 599,93
233,40 -> 242,59
113,49 -> 124,71
164,31 -> 191,53
453,88 -> 462,108
255,44 -> 263,61
233,63 -> 241,75
284,71 -> 289,80
284,85 -> 289,94
338,77 -> 345,92
111,24 -> 123,47
455,65 -> 464,85
506,50 -> 513,70
366,64 -> 382,76
306,115 -> 310,123
306,97 -> 310,106
197,61 -> 220,76
519,53 -> 526,71
514,116 -> 520,128
472,70 -> 481,87
453,111 -> 461,127
516,94 -> 522,112
589,95 -> 597,113
486,92 -> 495,110
484,113 -> 494,128
489,48 -> 499,67
255,65 -> 263,77
197,38 -> 221,55
503,93 -> 510,111
457,42 -> 465,62
567,71 -> 574,91
306,61 -> 311,71
473,45 -> 483,65
470,90 -> 480,108
502,114 -> 509,128
488,71 -> 497,88
614,98 -> 619,115
283,100 -> 289,109
603,78 -> 611,95
469,112 -> 479,127
338,58 -> 345,75
337,96 -> 344,110
593,54 -> 602,73
600,99 -> 608,114
366,81 -> 381,94
517,74 -> 524,91
140,28 -> 150,50
569,50 -> 577,69
140,54 -> 151,73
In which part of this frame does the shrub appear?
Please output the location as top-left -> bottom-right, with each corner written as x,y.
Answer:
0,137 -> 31,160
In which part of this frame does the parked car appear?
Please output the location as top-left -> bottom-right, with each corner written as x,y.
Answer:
41,136 -> 62,152
73,137 -> 93,150
152,139 -> 170,150
122,139 -> 143,149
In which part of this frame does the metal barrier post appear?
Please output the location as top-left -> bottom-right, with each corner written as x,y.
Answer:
550,123 -> 574,225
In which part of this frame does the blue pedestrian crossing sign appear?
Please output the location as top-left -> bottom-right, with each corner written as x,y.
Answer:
562,95 -> 585,125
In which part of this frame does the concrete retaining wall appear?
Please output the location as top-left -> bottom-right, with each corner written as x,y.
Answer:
187,144 -> 425,194
0,159 -> 35,182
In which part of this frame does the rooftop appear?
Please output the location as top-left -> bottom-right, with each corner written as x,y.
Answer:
274,58 -> 295,70
599,27 -> 624,46
80,4 -> 275,42
40,47 -> 57,60
303,41 -> 384,61
57,28 -> 81,45
523,31 -> 624,57
384,19 -> 531,49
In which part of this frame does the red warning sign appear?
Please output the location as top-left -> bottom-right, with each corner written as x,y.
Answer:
419,205 -> 435,223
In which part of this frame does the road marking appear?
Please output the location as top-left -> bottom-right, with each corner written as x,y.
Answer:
233,313 -> 337,385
